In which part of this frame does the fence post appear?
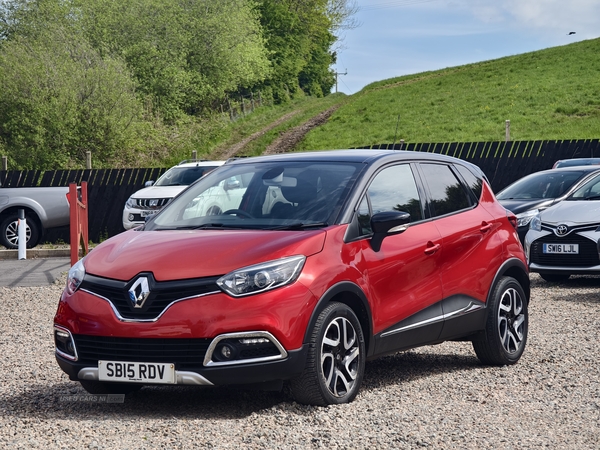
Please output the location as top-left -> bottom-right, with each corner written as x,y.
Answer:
228,99 -> 234,121
505,120 -> 511,142
18,208 -> 26,260
69,182 -> 89,266
241,96 -> 246,116
192,150 -> 197,160
86,151 -> 92,169
1,156 -> 6,171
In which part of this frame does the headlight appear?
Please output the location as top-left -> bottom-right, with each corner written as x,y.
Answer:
515,209 -> 539,228
529,212 -> 542,232
66,258 -> 86,295
217,255 -> 306,297
125,196 -> 137,208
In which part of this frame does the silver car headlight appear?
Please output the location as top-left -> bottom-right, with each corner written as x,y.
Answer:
217,255 -> 306,297
125,196 -> 137,209
529,212 -> 542,232
66,258 -> 86,295
515,209 -> 539,228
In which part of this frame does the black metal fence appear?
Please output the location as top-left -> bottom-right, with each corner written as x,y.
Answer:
363,139 -> 600,192
1,138 -> 599,243
0,167 -> 167,243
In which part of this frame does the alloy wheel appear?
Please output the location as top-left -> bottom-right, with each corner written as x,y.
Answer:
497,287 -> 525,354
321,316 -> 360,398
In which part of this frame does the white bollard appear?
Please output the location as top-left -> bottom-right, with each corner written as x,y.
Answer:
18,209 -> 26,260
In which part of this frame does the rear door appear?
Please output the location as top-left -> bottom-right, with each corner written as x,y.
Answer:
416,162 -> 496,339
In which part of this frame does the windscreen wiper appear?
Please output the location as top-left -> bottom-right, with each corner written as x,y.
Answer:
268,222 -> 328,230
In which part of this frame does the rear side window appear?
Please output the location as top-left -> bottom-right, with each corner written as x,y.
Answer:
455,165 -> 483,200
420,163 -> 472,217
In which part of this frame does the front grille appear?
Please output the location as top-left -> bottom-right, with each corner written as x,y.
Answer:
74,335 -> 211,370
135,198 -> 171,208
530,233 -> 600,267
80,273 -> 221,320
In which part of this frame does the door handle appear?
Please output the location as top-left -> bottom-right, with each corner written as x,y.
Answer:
480,222 -> 492,233
424,242 -> 440,255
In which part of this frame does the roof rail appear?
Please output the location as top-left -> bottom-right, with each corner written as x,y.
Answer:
178,159 -> 210,165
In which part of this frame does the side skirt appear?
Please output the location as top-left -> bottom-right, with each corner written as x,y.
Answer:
370,296 -> 486,359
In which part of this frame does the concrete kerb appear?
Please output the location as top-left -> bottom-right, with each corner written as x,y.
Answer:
0,248 -> 73,260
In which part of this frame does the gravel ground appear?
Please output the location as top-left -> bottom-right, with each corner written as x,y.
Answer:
1,274 -> 599,449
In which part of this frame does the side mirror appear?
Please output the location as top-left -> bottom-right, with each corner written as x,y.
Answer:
370,211 -> 410,252
145,180 -> 155,187
224,177 -> 241,191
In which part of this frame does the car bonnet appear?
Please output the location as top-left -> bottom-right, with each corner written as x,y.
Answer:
82,228 -> 327,281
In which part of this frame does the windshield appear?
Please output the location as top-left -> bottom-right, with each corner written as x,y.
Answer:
154,165 -> 220,186
567,173 -> 600,200
496,170 -> 585,200
147,161 -> 362,230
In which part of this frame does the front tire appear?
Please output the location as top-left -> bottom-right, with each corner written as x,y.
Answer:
290,302 -> 365,406
0,214 -> 41,249
473,276 -> 528,365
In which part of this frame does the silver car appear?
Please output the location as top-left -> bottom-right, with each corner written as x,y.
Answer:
525,171 -> 600,282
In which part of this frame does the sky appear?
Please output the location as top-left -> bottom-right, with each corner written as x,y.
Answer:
332,0 -> 600,94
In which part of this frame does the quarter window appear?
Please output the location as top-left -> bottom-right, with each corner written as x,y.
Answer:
455,165 -> 483,201
420,163 -> 471,217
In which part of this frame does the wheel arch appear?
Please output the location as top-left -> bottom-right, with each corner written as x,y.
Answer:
303,281 -> 374,356
0,206 -> 43,230
488,257 -> 530,305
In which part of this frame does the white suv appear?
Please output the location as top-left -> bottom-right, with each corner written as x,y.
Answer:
122,160 -> 226,230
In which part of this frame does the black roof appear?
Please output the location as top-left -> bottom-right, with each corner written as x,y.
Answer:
227,149 -> 481,171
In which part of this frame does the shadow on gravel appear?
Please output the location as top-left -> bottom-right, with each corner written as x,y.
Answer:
531,275 -> 600,305
2,352 -> 485,418
362,351 -> 482,393
0,382 -> 289,420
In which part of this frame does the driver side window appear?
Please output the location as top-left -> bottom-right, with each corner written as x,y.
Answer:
358,164 -> 423,236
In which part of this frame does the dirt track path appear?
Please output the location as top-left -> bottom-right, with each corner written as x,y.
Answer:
263,105 -> 341,155
212,104 -> 341,159
211,110 -> 300,160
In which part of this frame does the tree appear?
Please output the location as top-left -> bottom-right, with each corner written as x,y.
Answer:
0,23 -> 143,169
253,0 -> 357,100
73,0 -> 271,120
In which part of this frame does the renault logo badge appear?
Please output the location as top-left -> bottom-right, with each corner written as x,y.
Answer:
555,224 -> 569,236
128,277 -> 151,308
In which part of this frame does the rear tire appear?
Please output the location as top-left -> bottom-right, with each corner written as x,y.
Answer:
473,276 -> 528,365
0,214 -> 40,249
79,380 -> 143,395
540,273 -> 570,283
290,302 -> 365,406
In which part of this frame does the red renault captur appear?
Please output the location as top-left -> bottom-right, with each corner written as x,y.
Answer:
54,150 -> 530,406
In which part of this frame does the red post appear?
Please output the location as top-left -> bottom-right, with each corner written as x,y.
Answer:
69,182 -> 89,266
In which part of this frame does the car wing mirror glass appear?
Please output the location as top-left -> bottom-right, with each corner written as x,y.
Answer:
370,211 -> 410,252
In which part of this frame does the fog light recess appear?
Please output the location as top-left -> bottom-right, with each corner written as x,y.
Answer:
54,326 -> 78,361
204,332 -> 288,367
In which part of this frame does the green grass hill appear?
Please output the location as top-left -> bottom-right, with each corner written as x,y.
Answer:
207,38 -> 600,159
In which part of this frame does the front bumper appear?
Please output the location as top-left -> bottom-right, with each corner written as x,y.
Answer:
525,229 -> 600,275
55,344 -> 309,386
